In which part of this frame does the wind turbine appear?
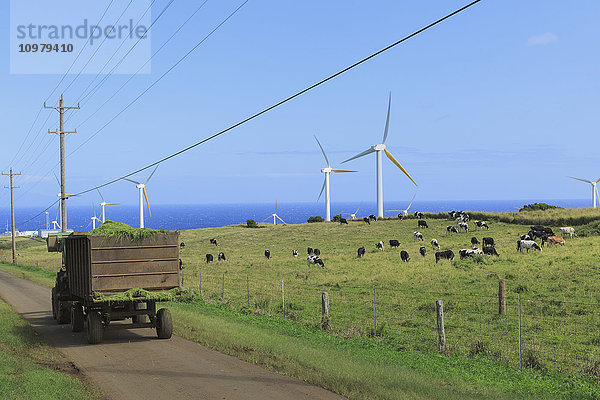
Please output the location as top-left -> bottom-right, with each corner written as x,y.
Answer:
263,201 -> 286,225
97,190 -> 119,222
387,193 -> 416,219
342,93 -> 417,218
123,166 -> 158,228
44,204 -> 61,230
568,176 -> 600,208
315,136 -> 356,221
342,203 -> 362,220
87,205 -> 102,230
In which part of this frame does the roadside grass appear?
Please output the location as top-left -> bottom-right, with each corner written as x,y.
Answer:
2,260 -> 600,399
0,297 -> 100,400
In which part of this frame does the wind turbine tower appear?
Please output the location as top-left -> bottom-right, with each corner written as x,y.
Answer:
124,166 -> 158,228
342,93 -> 417,218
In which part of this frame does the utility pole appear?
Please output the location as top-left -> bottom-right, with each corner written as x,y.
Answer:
45,95 -> 79,232
2,169 -> 21,263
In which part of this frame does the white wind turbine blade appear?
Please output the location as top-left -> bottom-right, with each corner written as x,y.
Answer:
405,193 -> 417,212
342,147 -> 376,164
355,202 -> 362,215
275,201 -> 278,214
53,172 -> 61,188
97,189 -> 105,203
123,178 -> 141,185
145,165 -> 159,185
314,136 -> 330,167
317,176 -> 327,201
382,92 -> 392,144
275,214 -> 286,224
263,215 -> 272,222
567,176 -> 592,184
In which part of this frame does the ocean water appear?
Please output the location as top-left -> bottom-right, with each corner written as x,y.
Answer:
0,199 -> 592,233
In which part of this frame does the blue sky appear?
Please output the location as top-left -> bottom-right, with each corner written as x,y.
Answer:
0,0 -> 599,214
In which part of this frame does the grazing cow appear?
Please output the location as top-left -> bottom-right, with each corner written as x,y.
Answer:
419,246 -> 426,257
205,254 -> 213,263
528,230 -> 544,241
431,238 -> 440,249
357,246 -> 366,258
264,249 -> 271,259
376,241 -> 384,251
458,222 -> 469,232
415,212 -> 424,219
482,246 -> 499,256
547,236 -> 566,246
471,237 -> 480,246
475,221 -> 489,230
339,218 -> 348,225
446,226 -> 458,235
314,248 -> 321,256
459,248 -> 484,259
179,242 -> 185,249
218,252 -> 226,261
520,234 -> 532,241
363,217 -> 371,225
517,240 -> 541,252
369,215 -> 377,221
482,237 -> 495,247
292,250 -> 298,258
397,213 -> 404,219
435,250 -> 455,263
210,238 -> 218,246
560,227 -> 576,238
531,226 -> 554,236
400,250 -> 410,262
418,220 -> 429,229
307,247 -> 314,255
413,231 -> 424,241
307,255 -> 325,267
389,239 -> 400,249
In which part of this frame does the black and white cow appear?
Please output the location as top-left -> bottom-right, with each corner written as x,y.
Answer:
369,215 -> 377,221
415,212 -> 424,219
292,250 -> 298,257
413,231 -> 424,241
458,222 -> 469,232
431,238 -> 440,249
339,218 -> 348,225
210,238 -> 218,246
471,237 -> 480,246
482,246 -> 499,256
459,248 -> 483,259
307,255 -> 324,267
376,241 -> 384,251
314,248 -> 321,256
179,242 -> 185,249
389,239 -> 400,249
475,221 -> 489,230
264,249 -> 271,259
307,247 -> 314,255
419,246 -> 426,257
400,250 -> 410,262
446,226 -> 458,235
218,252 -> 226,261
520,234 -> 531,241
357,246 -> 366,258
363,217 -> 371,225
206,254 -> 213,263
482,237 -> 495,247
435,250 -> 455,263
517,240 -> 542,252
418,220 -> 429,229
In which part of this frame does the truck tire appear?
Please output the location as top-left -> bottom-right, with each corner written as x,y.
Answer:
155,308 -> 173,339
133,302 -> 147,324
51,287 -> 57,320
87,311 -> 103,344
57,301 -> 71,324
71,304 -> 84,332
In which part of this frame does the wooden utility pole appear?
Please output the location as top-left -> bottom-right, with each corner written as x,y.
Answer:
2,169 -> 20,263
44,95 -> 79,232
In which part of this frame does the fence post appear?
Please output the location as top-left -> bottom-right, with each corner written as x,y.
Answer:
499,279 -> 506,314
246,274 -> 250,307
518,293 -> 522,371
221,273 -> 225,301
372,285 -> 377,338
282,280 -> 285,316
199,271 -> 202,296
321,292 -> 330,330
436,300 -> 447,353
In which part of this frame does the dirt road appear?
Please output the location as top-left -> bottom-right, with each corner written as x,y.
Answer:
0,270 -> 345,400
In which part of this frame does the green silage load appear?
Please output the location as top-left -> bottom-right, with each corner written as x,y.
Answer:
88,220 -> 173,240
93,288 -> 179,303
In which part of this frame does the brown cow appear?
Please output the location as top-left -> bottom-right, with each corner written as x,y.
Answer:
547,236 -> 566,246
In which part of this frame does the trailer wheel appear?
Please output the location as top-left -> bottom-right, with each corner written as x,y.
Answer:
71,304 -> 84,332
57,301 -> 71,324
155,308 -> 172,339
87,311 -> 103,344
51,287 -> 57,320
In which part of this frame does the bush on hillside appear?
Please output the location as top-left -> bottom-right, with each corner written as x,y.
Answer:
246,219 -> 258,228
331,214 -> 343,222
519,203 -> 563,212
307,216 -> 324,223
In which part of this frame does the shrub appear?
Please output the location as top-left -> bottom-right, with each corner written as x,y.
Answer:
519,203 -> 563,212
246,219 -> 258,228
331,214 -> 343,222
307,216 -> 324,223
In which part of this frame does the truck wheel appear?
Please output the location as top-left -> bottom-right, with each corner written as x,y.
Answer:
133,302 -> 147,324
71,304 -> 84,332
87,311 -> 103,344
155,308 -> 173,339
57,301 -> 71,324
51,287 -> 57,320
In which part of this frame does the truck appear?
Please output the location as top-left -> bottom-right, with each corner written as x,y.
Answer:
48,230 -> 181,344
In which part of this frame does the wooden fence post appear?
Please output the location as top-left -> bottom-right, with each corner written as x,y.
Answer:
321,292 -> 330,330
436,300 -> 447,353
499,279 -> 506,314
